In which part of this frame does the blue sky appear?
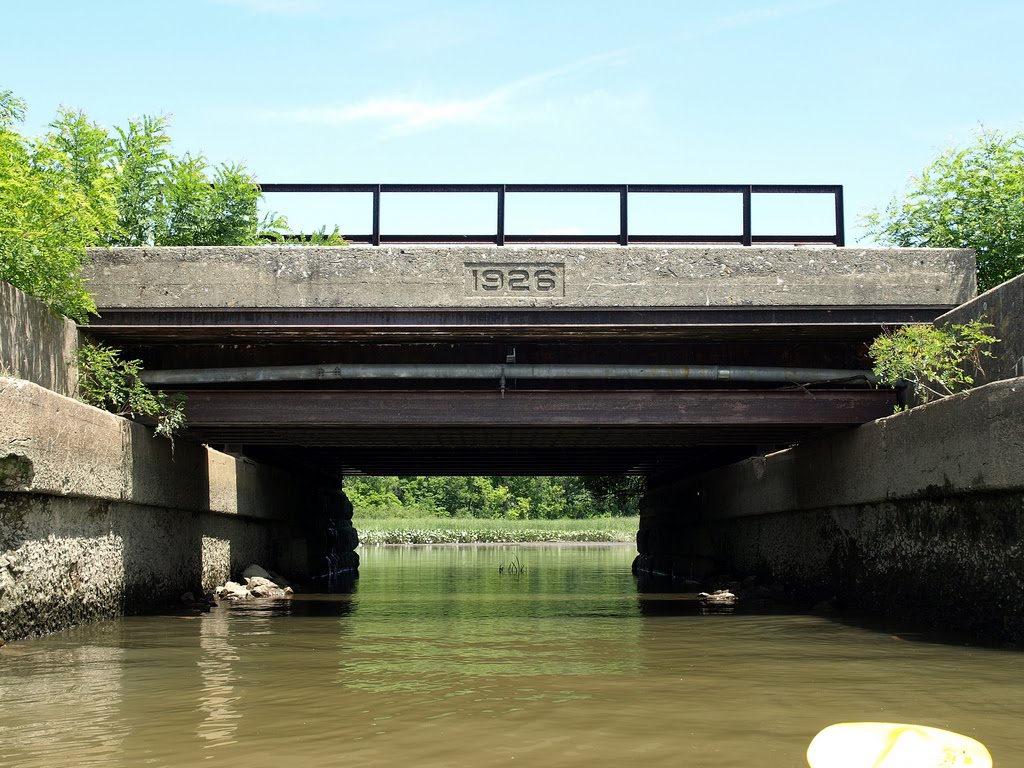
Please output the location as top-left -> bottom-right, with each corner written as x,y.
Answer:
3,0 -> 1022,240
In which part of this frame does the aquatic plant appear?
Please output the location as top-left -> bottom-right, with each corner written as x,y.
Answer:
499,555 -> 527,575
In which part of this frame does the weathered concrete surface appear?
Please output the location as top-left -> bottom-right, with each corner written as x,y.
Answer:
0,377 -> 298,518
83,245 -> 976,309
0,281 -> 79,397
0,377 -> 320,641
687,492 -> 1024,642
638,377 -> 1024,642
936,271 -> 1024,386
0,492 -> 287,640
692,377 -> 1023,519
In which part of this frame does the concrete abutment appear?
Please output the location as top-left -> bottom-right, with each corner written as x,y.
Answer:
638,275 -> 1024,643
0,385 -> 367,641
0,374 -> 362,641
2,279 -> 362,640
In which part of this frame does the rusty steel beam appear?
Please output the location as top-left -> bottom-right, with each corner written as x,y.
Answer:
181,388 -> 896,429
83,307 -> 948,344
184,425 -> 832,447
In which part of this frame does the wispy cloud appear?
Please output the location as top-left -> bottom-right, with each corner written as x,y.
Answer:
258,48 -> 631,135
249,0 -> 834,136
211,0 -> 332,15
690,0 -> 841,36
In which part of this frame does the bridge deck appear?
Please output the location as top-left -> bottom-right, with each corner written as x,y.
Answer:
81,245 -> 973,477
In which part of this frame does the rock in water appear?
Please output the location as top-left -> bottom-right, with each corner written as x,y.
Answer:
250,583 -> 288,598
698,589 -> 738,606
242,564 -> 272,580
245,576 -> 278,590
218,581 -> 250,600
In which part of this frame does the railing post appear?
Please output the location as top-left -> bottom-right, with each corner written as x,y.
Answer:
834,186 -> 845,246
496,185 -> 506,246
619,185 -> 629,246
741,185 -> 752,246
372,185 -> 381,246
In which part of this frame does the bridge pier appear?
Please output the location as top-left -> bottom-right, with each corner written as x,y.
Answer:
304,487 -> 360,586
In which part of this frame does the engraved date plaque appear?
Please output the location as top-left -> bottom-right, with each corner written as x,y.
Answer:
464,262 -> 565,297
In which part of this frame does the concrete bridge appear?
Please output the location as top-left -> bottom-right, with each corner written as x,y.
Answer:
80,244 -> 972,477
3,226 -> 1023,644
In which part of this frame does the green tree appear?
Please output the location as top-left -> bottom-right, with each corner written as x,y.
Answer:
45,108 -> 118,238
342,476 -> 407,516
864,128 -> 1024,292
155,155 -> 263,246
0,91 -> 99,321
112,114 -> 172,246
0,89 -> 291,321
344,475 -> 645,520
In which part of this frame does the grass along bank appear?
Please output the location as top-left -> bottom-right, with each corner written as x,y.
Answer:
356,516 -> 639,545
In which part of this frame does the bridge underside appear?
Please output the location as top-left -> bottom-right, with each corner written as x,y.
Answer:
85,305 -> 916,478
81,244 -> 975,478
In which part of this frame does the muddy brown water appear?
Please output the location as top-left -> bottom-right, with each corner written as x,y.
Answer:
1,544 -> 1020,767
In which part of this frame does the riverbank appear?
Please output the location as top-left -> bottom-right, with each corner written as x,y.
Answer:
356,516 -> 639,545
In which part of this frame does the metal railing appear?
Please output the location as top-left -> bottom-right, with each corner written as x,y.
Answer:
258,183 -> 844,246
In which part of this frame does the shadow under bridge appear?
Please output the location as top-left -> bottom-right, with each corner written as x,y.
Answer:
88,304 -> 915,480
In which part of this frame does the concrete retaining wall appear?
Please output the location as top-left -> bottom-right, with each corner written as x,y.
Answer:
0,493 -> 288,640
638,377 -> 1024,642
0,281 -> 79,397
690,377 -> 1022,519
682,490 -> 1024,642
0,377 -> 310,641
936,271 -> 1024,386
0,377 -> 301,518
83,245 -> 975,309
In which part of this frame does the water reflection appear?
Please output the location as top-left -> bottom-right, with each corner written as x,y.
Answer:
196,610 -> 242,747
0,544 -> 1021,768
0,627 -> 127,767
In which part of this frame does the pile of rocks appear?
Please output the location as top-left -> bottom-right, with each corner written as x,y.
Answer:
215,564 -> 294,602
177,565 -> 294,613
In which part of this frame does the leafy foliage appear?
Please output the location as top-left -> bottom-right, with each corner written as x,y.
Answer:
155,156 -> 265,246
357,515 -> 639,544
345,475 -> 645,520
111,114 -> 172,246
864,128 -> 1024,292
46,108 -> 118,237
298,225 -> 348,246
77,342 -> 186,439
259,223 -> 348,246
0,92 -> 99,321
1,88 -> 296,321
869,319 -> 997,404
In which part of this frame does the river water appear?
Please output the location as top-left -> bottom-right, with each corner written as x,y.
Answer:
1,544 -> 1020,767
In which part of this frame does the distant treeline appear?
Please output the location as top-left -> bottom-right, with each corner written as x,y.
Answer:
344,476 -> 645,520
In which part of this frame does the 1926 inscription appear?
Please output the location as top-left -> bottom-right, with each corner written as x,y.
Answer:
464,262 -> 564,296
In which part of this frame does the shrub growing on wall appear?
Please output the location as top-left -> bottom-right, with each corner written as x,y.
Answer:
77,341 -> 186,439
869,319 -> 997,405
